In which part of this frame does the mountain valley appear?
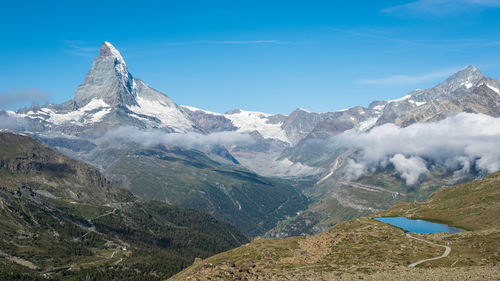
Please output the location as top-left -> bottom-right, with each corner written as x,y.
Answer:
0,132 -> 247,280
1,41 -> 500,280
170,171 -> 500,280
3,43 -> 500,239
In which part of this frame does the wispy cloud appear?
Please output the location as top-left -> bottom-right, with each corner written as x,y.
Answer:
0,88 -> 52,109
204,40 -> 306,45
332,28 -> 500,53
330,28 -> 460,52
104,126 -> 255,150
163,40 -> 307,46
382,0 -> 500,16
358,67 -> 459,85
61,40 -> 99,57
483,41 -> 500,46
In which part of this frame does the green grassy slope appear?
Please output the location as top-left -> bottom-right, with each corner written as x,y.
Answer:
0,133 -> 248,280
378,170 -> 500,230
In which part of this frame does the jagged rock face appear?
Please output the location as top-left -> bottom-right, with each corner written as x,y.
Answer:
182,106 -> 237,133
282,109 -> 335,145
74,42 -> 137,108
413,65 -> 484,102
394,84 -> 500,127
376,67 -> 500,127
0,132 -> 133,203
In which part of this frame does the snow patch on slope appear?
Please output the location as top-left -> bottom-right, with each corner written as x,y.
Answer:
182,105 -> 223,116
358,117 -> 378,131
224,110 -> 290,143
388,94 -> 411,103
128,96 -> 193,132
49,99 -> 111,125
182,105 -> 291,143
487,84 -> 500,95
408,100 -> 427,106
20,99 -> 111,125
372,104 -> 386,111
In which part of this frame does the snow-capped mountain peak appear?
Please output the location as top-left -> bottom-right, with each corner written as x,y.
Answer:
74,42 -> 136,108
100,41 -> 126,65
12,42 -> 196,133
442,65 -> 483,90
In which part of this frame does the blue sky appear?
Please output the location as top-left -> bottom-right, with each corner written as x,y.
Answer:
1,0 -> 500,114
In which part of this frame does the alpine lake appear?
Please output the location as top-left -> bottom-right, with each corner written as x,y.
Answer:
374,217 -> 466,233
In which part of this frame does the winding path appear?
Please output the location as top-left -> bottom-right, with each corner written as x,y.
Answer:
92,208 -> 117,221
406,233 -> 451,268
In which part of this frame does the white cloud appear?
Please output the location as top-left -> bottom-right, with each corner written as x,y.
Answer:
344,159 -> 367,181
358,68 -> 458,85
333,113 -> 500,184
61,40 -> 99,57
104,126 -> 255,150
164,40 -> 307,46
206,40 -> 289,44
0,113 -> 29,130
390,154 -> 428,185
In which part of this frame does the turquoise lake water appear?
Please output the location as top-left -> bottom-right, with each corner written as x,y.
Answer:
374,217 -> 466,233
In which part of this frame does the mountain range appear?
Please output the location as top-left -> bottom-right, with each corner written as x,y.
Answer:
2,42 -> 500,238
1,42 -> 499,280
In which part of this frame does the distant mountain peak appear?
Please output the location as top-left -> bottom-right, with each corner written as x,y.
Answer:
463,65 -> 479,72
74,41 -> 136,108
442,65 -> 484,90
99,41 -> 126,65
456,65 -> 482,78
406,65 -> 486,103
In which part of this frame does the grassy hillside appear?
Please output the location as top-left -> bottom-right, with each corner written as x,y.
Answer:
377,170 -> 500,230
171,171 -> 500,280
0,133 -> 248,280
269,166 -> 475,237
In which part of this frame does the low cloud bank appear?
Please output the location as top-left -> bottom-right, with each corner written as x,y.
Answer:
0,89 -> 52,109
0,113 -> 29,130
104,126 -> 255,150
332,113 -> 500,184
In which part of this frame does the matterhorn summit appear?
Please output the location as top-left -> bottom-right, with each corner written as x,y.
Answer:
74,42 -> 137,108
12,42 -> 195,134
